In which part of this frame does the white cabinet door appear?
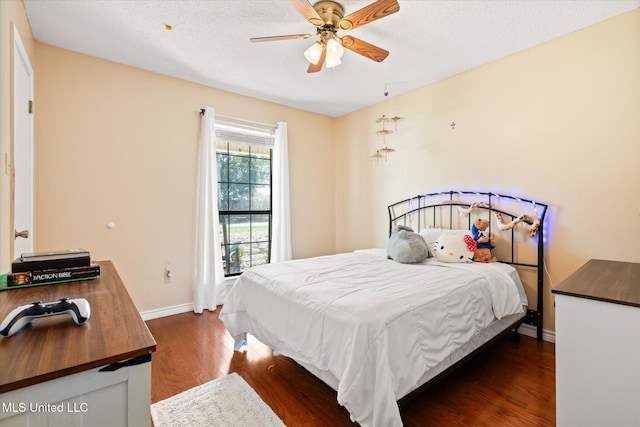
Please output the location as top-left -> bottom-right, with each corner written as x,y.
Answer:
0,359 -> 151,427
555,294 -> 640,427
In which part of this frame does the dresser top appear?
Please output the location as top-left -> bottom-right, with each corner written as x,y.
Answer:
0,260 -> 156,393
552,259 -> 640,308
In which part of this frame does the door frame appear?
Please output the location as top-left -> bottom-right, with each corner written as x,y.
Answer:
11,24 -> 34,259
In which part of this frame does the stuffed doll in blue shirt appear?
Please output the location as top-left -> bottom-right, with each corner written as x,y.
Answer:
471,218 -> 497,262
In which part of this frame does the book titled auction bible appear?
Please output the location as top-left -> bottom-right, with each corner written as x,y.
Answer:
7,263 -> 101,287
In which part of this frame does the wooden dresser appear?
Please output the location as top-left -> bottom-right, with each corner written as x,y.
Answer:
0,260 -> 156,426
552,259 -> 640,427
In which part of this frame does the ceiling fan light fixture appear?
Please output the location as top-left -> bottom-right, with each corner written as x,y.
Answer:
326,37 -> 344,59
325,37 -> 344,68
326,55 -> 341,68
304,42 -> 324,65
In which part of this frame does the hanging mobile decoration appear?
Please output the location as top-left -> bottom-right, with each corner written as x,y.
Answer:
371,150 -> 385,165
372,114 -> 403,163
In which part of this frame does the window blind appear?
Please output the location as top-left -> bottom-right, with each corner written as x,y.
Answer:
215,121 -> 275,148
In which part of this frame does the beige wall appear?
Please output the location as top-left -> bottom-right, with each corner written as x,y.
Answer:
0,0 -> 35,272
34,44 -> 335,312
335,9 -> 640,333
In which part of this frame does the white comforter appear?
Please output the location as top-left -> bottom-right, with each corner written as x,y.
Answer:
219,249 -> 526,427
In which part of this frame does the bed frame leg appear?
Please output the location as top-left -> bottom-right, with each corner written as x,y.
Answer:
510,325 -> 521,343
233,333 -> 248,351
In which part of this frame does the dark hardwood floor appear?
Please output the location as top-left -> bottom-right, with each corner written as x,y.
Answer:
146,309 -> 556,426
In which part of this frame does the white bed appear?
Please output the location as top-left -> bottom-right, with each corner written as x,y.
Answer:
219,191 -> 547,426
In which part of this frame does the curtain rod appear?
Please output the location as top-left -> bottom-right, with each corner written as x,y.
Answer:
199,109 -> 277,129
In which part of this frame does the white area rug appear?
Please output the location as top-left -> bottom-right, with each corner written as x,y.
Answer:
151,373 -> 285,427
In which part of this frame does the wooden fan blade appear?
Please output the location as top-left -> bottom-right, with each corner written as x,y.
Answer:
289,0 -> 324,27
307,43 -> 327,73
341,36 -> 389,62
250,34 -> 314,42
339,0 -> 399,30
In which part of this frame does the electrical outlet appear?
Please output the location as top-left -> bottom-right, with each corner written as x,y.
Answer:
164,264 -> 173,284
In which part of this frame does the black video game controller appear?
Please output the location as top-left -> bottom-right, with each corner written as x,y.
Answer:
0,297 -> 91,337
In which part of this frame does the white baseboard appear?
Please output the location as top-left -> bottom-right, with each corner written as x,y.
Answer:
140,302 -> 193,321
519,323 -> 556,343
141,278 -> 236,321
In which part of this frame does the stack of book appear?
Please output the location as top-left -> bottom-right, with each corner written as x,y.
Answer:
7,249 -> 100,288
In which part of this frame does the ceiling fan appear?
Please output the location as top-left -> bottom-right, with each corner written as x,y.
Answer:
251,0 -> 400,73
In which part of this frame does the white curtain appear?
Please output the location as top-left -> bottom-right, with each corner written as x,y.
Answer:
193,107 -> 225,313
271,121 -> 292,262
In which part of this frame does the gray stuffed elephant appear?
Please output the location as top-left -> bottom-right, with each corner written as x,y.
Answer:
386,225 -> 429,264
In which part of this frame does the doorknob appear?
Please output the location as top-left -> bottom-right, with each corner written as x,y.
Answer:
15,229 -> 29,239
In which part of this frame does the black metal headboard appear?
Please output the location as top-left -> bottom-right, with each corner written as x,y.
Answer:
388,190 -> 548,341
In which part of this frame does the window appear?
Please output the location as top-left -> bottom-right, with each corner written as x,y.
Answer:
216,122 -> 274,276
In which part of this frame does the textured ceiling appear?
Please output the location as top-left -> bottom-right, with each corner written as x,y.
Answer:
24,0 -> 639,117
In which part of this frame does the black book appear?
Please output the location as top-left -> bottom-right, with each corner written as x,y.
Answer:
7,263 -> 101,287
20,249 -> 90,262
12,249 -> 91,273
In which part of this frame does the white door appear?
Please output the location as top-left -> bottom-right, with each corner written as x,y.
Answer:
13,27 -> 34,258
